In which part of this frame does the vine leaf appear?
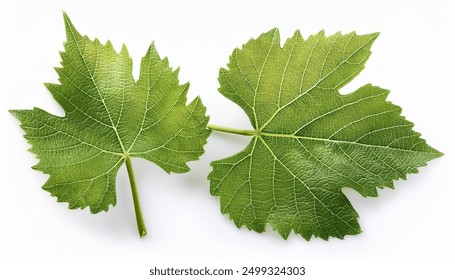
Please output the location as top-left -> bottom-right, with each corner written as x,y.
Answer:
10,13 -> 210,237
209,29 -> 442,240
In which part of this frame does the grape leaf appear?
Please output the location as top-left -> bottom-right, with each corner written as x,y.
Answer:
10,13 -> 210,237
208,29 -> 442,240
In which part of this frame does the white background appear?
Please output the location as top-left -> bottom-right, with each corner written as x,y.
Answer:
1,0 -> 454,279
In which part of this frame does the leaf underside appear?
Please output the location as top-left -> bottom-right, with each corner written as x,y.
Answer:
209,29 -> 442,240
11,14 -> 210,213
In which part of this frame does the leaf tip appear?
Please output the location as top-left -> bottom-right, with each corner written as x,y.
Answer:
62,12 -> 81,41
173,66 -> 180,76
120,43 -> 129,56
268,27 -> 279,34
148,41 -> 157,52
8,109 -> 19,117
361,31 -> 381,45
265,27 -> 280,42
62,11 -> 73,29
61,10 -> 69,20
9,109 -> 27,122
278,230 -> 291,240
428,150 -> 444,161
292,29 -> 303,38
429,145 -> 444,158
143,42 -> 162,62
370,31 -> 381,38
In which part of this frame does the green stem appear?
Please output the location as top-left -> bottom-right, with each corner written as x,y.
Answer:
207,124 -> 256,136
125,156 -> 147,238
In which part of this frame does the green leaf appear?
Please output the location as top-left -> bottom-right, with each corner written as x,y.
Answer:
209,29 -> 442,240
10,13 -> 210,237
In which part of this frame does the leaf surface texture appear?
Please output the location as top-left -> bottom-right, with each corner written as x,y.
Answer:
12,14 -> 210,213
209,29 -> 442,240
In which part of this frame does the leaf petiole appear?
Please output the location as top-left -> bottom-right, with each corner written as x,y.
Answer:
125,156 -> 147,238
207,124 -> 256,136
